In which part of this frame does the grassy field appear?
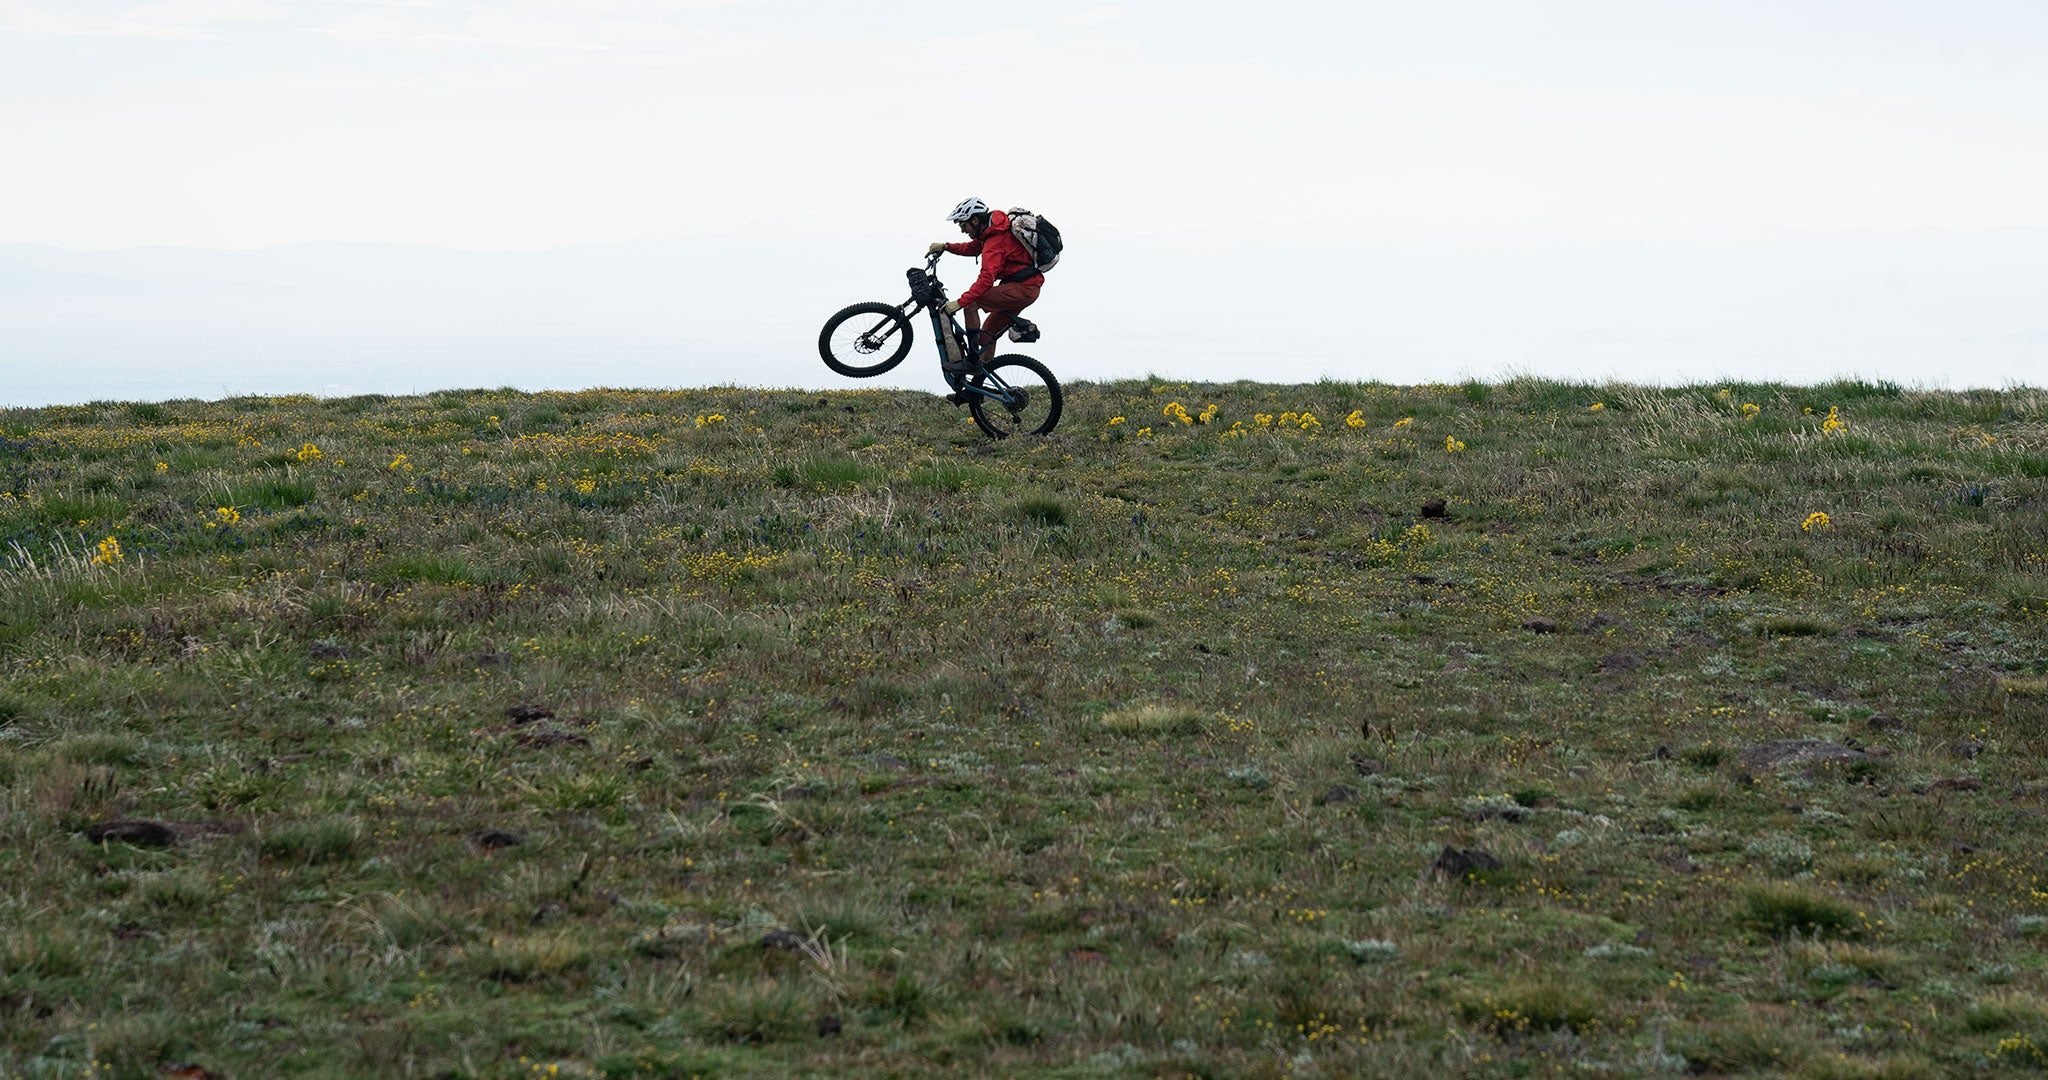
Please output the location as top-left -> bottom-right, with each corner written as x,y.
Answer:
2,377 -> 2046,1079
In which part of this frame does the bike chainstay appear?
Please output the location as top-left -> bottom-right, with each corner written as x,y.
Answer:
946,366 -> 1017,406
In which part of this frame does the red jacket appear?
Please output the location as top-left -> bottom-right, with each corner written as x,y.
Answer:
944,210 -> 1039,308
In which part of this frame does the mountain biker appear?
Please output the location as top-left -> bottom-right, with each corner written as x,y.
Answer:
927,197 -> 1041,372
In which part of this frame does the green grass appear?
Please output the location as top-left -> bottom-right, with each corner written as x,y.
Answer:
0,378 -> 2044,1077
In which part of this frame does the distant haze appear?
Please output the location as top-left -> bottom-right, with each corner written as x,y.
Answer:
3,2 -> 2045,403
3,226 -> 2042,406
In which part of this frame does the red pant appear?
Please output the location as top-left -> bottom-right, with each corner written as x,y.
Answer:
968,280 -> 1041,340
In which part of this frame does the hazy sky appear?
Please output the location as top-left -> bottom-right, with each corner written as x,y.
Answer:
2,2 -> 2045,403
6,0 -> 2047,249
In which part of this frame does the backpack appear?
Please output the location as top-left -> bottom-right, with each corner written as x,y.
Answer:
1006,208 -> 1063,273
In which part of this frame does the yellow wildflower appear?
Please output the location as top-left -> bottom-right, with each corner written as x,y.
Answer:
1108,416 -> 1126,425
92,535 -> 123,565
296,442 -> 321,461
1392,417 -> 1413,428
1802,511 -> 1831,531
1445,435 -> 1466,453
1741,403 -> 1760,419
1589,402 -> 1603,411
1345,410 -> 1366,428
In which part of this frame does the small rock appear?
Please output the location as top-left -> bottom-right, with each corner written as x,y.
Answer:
514,729 -> 590,749
1925,776 -> 1983,795
1319,784 -> 1360,806
761,929 -> 806,950
530,899 -> 567,926
307,641 -> 351,660
1736,739 -> 1868,770
815,1014 -> 842,1037
465,828 -> 526,851
1599,653 -> 1645,672
1950,840 -> 1980,855
1349,753 -> 1385,776
1587,613 -> 1626,630
1521,617 -> 1557,634
627,756 -> 655,772
1464,797 -> 1531,823
1434,846 -> 1503,879
1408,573 -> 1439,585
1653,744 -> 1673,760
1955,740 -> 1987,760
471,651 -> 509,666
1420,498 -> 1448,519
873,752 -> 910,771
85,820 -> 177,848
1866,713 -> 1902,730
505,704 -> 555,724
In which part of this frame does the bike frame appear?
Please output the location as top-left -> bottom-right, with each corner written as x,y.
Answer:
900,252 -> 1030,410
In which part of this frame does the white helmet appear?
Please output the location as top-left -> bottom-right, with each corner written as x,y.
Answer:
946,197 -> 990,223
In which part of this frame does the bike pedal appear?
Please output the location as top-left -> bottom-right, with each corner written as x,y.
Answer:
944,391 -> 972,406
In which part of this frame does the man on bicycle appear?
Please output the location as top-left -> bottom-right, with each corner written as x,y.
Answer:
928,197 -> 1041,372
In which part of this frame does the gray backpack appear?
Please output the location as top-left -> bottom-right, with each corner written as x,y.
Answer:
1006,208 -> 1063,273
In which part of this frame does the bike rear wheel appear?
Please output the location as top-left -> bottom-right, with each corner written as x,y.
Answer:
967,354 -> 1063,438
819,302 -> 914,378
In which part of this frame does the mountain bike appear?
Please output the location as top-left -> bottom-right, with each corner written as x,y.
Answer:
817,251 -> 1063,439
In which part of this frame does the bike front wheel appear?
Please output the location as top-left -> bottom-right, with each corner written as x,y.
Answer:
819,302 -> 914,378
967,354 -> 1063,438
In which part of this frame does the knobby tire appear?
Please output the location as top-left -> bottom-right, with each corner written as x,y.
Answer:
818,302 -> 914,378
968,354 -> 1063,438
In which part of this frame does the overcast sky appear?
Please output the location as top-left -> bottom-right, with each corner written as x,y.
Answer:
3,1 -> 2045,402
